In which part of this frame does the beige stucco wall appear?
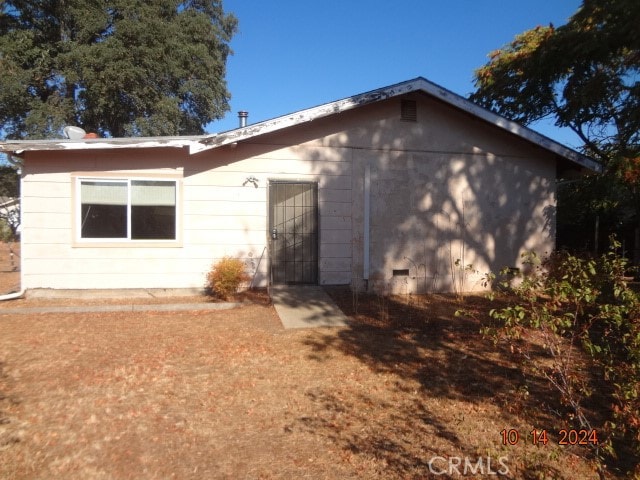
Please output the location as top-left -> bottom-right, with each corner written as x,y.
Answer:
20,93 -> 556,292
348,94 -> 557,293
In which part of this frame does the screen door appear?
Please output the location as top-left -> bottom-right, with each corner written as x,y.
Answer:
269,181 -> 318,284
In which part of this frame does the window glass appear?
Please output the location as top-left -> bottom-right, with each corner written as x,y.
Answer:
80,181 -> 127,238
131,180 -> 176,240
79,179 -> 177,241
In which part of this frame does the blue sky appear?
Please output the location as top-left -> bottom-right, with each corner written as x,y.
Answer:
209,0 -> 583,148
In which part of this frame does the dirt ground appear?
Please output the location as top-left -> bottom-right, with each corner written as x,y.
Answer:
0,277 -> 616,479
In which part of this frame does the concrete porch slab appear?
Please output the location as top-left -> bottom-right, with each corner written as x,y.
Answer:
270,285 -> 350,329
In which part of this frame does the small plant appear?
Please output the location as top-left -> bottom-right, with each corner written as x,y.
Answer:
376,282 -> 390,322
206,256 -> 250,300
452,258 -> 479,301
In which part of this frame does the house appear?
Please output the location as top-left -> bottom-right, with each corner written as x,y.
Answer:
0,77 -> 600,295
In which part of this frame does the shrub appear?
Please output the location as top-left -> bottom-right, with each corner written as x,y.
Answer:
482,237 -> 640,477
206,256 -> 250,299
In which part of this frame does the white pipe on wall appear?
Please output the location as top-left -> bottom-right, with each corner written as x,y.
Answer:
0,289 -> 25,301
363,162 -> 370,281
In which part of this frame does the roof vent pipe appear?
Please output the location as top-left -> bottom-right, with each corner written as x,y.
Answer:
238,111 -> 248,128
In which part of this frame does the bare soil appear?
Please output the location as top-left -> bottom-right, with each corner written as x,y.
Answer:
0,279 -> 617,478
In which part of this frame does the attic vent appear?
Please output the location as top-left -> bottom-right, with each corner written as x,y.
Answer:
401,100 -> 417,122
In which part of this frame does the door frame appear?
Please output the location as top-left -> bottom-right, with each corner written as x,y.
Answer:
267,180 -> 319,285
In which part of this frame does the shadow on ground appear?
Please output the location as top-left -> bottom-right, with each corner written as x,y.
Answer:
295,286 -> 610,479
319,287 -> 553,409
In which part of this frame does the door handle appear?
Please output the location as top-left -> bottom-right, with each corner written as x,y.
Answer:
271,228 -> 278,240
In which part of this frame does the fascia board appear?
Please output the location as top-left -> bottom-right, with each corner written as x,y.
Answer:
196,77 -> 601,172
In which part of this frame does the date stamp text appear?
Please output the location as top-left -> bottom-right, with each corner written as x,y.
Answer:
500,428 -> 599,446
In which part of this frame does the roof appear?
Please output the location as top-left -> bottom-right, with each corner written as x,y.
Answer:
0,77 -> 601,172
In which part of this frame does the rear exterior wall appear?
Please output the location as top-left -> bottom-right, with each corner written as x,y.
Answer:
19,94 -> 556,292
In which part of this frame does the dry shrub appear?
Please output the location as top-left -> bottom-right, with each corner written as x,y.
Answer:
206,256 -> 250,299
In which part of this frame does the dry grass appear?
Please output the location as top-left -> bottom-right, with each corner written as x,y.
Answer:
0,281 -> 615,479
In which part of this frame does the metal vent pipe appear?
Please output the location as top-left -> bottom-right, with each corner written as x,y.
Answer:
238,111 -> 248,128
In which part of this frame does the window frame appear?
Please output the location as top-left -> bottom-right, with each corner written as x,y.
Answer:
73,174 -> 182,247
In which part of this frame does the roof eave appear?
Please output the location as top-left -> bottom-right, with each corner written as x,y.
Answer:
197,79 -> 423,151
0,77 -> 601,172
413,79 -> 602,172
196,77 -> 601,173
0,136 -> 209,156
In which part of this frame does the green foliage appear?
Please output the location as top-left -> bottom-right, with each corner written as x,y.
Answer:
0,0 -> 238,139
206,256 -> 250,300
471,0 -> 639,166
471,0 -> 640,263
0,166 -> 20,240
483,239 -> 640,475
556,173 -> 634,254
0,166 -> 19,198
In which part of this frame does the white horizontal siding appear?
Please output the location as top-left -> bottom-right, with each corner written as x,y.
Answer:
23,172 -> 72,183
320,243 -> 352,258
186,199 -> 265,216
21,133 -> 354,290
23,228 -> 71,245
184,185 -> 266,202
191,156 -> 351,174
24,272 -> 205,289
321,216 -> 352,230
319,188 -> 351,203
320,201 -> 351,217
320,257 -> 352,272
183,213 -> 265,231
22,212 -> 71,229
22,243 -> 266,260
320,229 -> 352,244
22,197 -> 70,214
188,228 -> 264,247
22,180 -> 70,198
23,257 -> 209,275
320,271 -> 351,285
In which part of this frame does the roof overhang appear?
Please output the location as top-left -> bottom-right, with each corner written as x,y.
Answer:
0,135 -> 208,155
0,77 -> 601,172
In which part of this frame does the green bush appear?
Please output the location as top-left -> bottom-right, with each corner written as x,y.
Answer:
482,238 -> 640,476
206,256 -> 250,300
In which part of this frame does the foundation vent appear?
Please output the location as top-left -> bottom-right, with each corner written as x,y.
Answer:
392,269 -> 410,276
401,100 -> 417,122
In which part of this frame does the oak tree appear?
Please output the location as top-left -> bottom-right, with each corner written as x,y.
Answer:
0,0 -> 238,139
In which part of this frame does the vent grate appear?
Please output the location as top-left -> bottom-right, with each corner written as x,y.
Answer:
401,100 -> 417,122
392,269 -> 410,276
